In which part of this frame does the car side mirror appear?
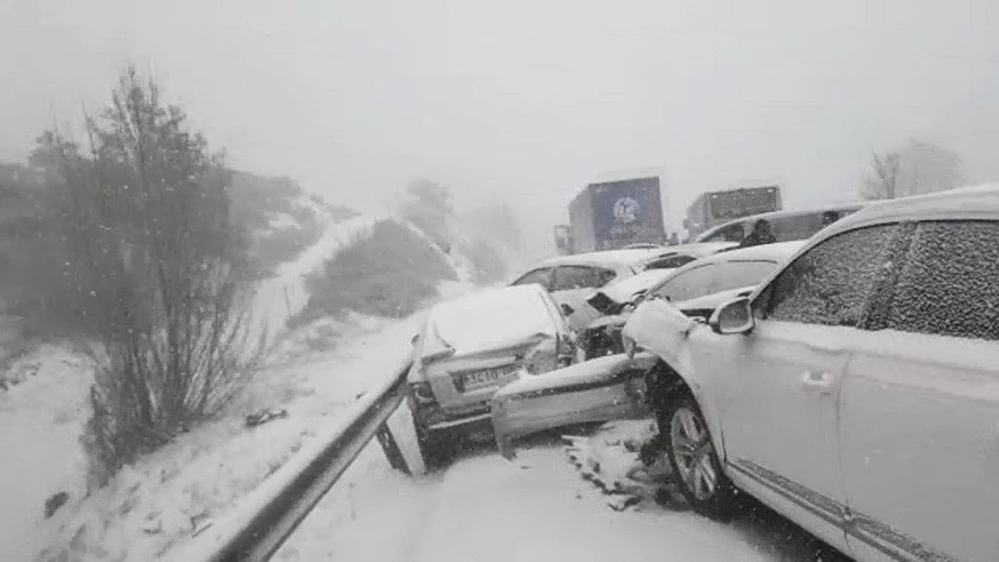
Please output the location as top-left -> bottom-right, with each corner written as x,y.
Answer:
560,303 -> 575,317
709,297 -> 754,335
411,333 -> 420,346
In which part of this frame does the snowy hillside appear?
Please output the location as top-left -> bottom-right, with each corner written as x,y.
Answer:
1,194 -> 507,561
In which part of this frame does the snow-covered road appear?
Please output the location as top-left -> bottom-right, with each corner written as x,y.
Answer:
278,418 -> 838,562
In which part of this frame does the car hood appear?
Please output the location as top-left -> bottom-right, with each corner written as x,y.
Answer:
587,269 -> 675,314
492,352 -> 658,400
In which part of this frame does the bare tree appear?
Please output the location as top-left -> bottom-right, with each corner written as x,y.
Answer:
867,152 -> 900,199
864,139 -> 965,200
41,67 -> 264,486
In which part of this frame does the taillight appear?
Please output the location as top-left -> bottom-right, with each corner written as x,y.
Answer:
409,382 -> 436,405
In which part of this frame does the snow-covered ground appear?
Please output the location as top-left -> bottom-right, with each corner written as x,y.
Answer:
250,213 -> 381,343
277,420 -> 835,562
29,313 -> 425,562
0,207 -> 840,562
0,346 -> 91,562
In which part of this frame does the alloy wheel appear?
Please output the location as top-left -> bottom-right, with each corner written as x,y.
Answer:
669,407 -> 718,502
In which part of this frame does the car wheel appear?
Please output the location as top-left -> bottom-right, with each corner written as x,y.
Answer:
663,392 -> 736,520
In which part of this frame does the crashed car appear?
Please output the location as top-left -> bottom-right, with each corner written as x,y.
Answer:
509,243 -> 736,333
617,187 -> 999,561
491,352 -> 659,459
407,284 -> 580,464
583,241 -> 804,358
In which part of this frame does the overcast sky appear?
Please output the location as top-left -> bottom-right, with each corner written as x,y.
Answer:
2,0 -> 997,256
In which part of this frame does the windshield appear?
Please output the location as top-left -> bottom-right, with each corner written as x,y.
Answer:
1,3 -> 991,562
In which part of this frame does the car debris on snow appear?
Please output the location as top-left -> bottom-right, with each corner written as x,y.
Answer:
559,421 -> 688,512
244,408 -> 289,428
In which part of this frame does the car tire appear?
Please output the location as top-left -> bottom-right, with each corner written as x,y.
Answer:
662,391 -> 737,521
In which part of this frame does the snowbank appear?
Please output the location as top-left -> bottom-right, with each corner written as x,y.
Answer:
250,214 -> 380,343
33,314 -> 424,562
0,345 -> 91,562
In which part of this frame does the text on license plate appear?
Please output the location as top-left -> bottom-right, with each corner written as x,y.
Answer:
460,365 -> 518,392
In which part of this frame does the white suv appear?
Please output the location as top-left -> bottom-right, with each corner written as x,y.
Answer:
623,185 -> 999,562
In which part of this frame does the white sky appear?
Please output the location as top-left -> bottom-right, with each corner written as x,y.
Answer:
2,0 -> 998,257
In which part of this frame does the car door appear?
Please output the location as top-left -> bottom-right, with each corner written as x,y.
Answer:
704,224 -> 900,554
839,220 -> 999,562
551,265 -> 615,332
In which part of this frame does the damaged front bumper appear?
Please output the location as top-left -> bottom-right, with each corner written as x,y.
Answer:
490,352 -> 658,459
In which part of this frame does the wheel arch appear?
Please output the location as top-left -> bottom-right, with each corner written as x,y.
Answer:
646,357 -> 728,462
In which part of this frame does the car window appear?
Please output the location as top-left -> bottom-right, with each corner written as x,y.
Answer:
512,267 -> 552,289
756,224 -> 898,326
880,221 -> 999,341
644,254 -> 698,270
552,265 -> 609,291
714,260 -> 778,293
770,213 -> 823,242
702,222 -> 747,243
652,264 -> 717,302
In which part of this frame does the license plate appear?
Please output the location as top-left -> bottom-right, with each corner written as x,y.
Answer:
458,365 -> 518,392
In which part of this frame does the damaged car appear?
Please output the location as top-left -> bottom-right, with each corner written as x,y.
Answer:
407,284 -> 580,465
491,352 -> 659,459
507,244 -> 734,332
620,186 -> 999,561
583,241 -> 804,358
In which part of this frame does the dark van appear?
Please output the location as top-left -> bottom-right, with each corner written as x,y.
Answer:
693,202 -> 870,244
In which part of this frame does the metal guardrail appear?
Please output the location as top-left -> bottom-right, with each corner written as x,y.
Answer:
168,355 -> 415,562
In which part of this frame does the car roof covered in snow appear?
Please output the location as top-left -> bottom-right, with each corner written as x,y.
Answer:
683,240 -> 805,267
419,284 -> 559,360
532,248 -> 671,269
639,241 -> 804,297
694,201 -> 871,242
647,241 -> 739,259
821,183 -> 999,237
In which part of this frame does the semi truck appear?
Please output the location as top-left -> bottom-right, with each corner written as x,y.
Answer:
562,176 -> 666,254
683,184 -> 782,240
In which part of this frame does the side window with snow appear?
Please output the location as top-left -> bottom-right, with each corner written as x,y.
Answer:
512,268 -> 553,290
880,221 -> 999,341
552,266 -> 602,291
653,264 -> 717,302
715,260 -> 778,293
759,225 -> 898,327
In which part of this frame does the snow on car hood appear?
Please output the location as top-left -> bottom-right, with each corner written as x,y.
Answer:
590,269 -> 675,310
419,287 -> 556,361
493,352 -> 658,398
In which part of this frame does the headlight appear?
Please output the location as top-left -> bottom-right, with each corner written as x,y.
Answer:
409,382 -> 436,405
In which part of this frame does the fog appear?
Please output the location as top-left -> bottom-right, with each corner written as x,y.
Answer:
2,0 -> 997,258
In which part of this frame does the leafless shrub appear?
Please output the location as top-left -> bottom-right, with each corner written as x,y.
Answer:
40,66 -> 265,486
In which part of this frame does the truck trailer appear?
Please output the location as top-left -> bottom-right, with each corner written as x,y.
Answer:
567,176 -> 665,253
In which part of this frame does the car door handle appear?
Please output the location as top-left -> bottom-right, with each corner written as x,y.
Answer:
799,371 -> 835,396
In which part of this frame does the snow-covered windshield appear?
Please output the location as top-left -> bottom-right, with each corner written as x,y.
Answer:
2,3 -> 994,562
